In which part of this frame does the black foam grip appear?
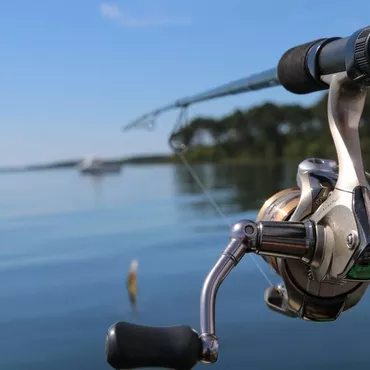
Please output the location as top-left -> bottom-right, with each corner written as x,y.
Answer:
278,39 -> 326,94
105,322 -> 201,370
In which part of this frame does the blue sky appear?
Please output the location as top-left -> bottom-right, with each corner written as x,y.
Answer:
0,0 -> 369,166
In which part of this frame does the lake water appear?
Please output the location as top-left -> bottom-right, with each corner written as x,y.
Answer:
0,163 -> 369,370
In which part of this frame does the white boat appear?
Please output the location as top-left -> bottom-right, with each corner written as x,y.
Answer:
77,157 -> 122,175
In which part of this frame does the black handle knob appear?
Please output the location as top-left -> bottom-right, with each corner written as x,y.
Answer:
105,322 -> 201,370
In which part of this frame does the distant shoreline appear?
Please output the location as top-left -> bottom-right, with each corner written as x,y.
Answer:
4,90 -> 370,174
0,154 -> 303,174
0,155 -> 172,173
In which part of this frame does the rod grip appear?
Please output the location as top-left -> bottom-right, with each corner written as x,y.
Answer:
277,39 -> 328,94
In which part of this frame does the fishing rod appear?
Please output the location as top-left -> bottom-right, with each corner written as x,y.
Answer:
122,68 -> 280,131
122,29 -> 364,132
107,25 -> 370,370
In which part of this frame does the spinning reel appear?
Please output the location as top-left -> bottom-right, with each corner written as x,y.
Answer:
105,25 -> 370,369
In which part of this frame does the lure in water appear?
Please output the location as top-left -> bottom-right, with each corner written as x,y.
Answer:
127,259 -> 138,311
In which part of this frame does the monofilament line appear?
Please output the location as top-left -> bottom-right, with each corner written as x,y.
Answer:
178,152 -> 273,287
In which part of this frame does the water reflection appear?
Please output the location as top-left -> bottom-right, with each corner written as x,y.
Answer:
80,174 -> 104,208
172,162 -> 299,216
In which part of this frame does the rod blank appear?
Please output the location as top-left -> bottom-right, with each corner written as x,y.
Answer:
123,68 -> 280,131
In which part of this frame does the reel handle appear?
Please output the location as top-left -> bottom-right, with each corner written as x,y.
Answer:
106,220 -> 318,369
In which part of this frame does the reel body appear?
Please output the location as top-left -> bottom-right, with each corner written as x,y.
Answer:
257,159 -> 369,321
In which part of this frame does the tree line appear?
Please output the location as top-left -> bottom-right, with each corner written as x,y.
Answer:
170,92 -> 370,164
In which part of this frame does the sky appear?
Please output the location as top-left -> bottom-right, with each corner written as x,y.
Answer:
0,0 -> 369,166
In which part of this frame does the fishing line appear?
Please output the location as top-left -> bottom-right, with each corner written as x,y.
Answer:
169,108 -> 274,287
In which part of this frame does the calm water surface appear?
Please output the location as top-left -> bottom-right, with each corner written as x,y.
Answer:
0,163 -> 369,370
